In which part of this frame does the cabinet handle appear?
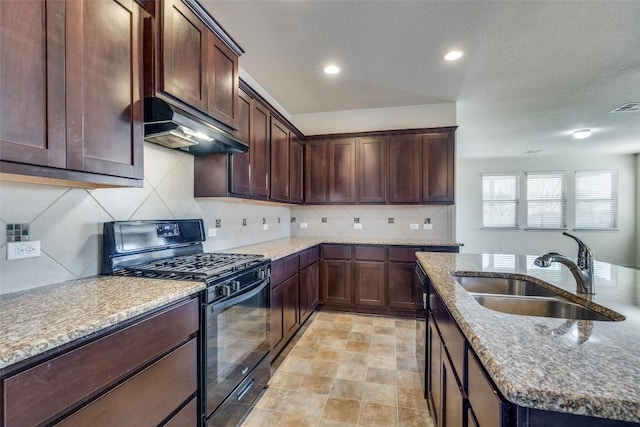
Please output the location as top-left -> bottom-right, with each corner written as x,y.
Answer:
237,378 -> 255,401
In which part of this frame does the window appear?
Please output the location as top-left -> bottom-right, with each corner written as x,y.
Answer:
526,172 -> 566,229
482,174 -> 519,228
575,170 -> 618,229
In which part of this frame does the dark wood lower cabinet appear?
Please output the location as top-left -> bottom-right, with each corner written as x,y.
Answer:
388,262 -> 422,310
283,275 -> 300,340
321,260 -> 352,305
2,297 -> 199,427
354,261 -> 385,307
270,282 -> 285,358
299,260 -> 319,324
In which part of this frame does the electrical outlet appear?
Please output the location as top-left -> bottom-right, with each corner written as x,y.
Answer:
423,224 -> 433,230
208,228 -> 217,237
354,223 -> 363,229
300,222 -> 308,228
409,224 -> 419,230
7,241 -> 41,260
263,224 -> 269,231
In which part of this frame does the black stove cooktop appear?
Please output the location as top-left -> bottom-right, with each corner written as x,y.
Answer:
102,219 -> 268,284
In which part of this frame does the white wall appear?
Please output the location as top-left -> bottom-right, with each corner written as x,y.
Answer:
0,143 -> 291,295
637,154 -> 640,267
456,154 -> 636,266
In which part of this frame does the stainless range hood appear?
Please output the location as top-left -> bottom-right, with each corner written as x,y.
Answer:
143,97 -> 248,155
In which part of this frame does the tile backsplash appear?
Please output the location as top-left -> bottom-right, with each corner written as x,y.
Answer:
291,204 -> 454,241
0,143 -> 455,295
0,144 -> 290,294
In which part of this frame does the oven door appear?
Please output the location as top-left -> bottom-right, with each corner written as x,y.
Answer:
204,277 -> 270,418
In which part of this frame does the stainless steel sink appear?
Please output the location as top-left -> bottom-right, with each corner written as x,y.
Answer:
471,294 -> 617,321
453,276 -> 559,297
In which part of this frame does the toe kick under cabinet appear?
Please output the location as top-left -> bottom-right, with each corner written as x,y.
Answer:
1,297 -> 200,427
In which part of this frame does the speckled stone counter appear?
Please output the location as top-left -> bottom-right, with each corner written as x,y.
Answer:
416,252 -> 640,423
0,276 -> 204,371
224,236 -> 462,260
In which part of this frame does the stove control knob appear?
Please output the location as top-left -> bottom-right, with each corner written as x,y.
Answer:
230,280 -> 240,293
257,268 -> 270,280
221,284 -> 232,297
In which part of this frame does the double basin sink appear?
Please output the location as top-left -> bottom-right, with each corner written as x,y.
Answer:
453,276 -> 623,321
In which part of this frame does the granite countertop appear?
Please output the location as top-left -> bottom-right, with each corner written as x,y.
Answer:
0,276 -> 205,371
416,252 -> 640,423
223,236 -> 462,261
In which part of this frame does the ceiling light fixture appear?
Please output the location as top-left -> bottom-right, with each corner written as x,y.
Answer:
573,129 -> 592,140
444,50 -> 464,61
324,65 -> 340,75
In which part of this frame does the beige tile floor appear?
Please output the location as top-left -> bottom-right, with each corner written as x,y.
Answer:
241,311 -> 435,427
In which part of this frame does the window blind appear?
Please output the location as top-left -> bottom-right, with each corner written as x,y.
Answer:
526,172 -> 566,229
482,174 -> 519,228
575,170 -> 618,229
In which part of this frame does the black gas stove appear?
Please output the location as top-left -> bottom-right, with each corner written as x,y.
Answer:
102,219 -> 271,426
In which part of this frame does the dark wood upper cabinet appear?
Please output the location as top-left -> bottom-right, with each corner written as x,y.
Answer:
270,117 -> 290,202
156,0 -> 239,130
251,102 -> 271,198
357,136 -> 387,203
422,132 -> 455,204
289,135 -> 304,204
208,36 -> 239,129
66,0 -> 144,179
329,138 -> 357,203
160,0 -> 208,112
388,134 -> 421,203
229,90 -> 251,196
305,140 -> 329,203
0,0 -> 144,187
0,0 -> 65,169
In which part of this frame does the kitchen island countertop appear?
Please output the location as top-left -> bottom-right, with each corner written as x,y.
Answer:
416,251 -> 640,423
0,276 -> 204,371
223,236 -> 462,261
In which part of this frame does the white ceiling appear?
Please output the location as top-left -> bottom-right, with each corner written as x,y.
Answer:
202,0 -> 640,159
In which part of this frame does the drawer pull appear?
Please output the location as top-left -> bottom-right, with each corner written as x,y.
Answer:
237,378 -> 255,401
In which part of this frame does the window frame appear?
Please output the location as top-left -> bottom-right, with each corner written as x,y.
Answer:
481,173 -> 520,229
525,171 -> 567,230
574,169 -> 619,231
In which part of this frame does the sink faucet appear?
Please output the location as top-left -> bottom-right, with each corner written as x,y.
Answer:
534,232 -> 595,295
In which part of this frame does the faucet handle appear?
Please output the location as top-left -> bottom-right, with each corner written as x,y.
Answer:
562,232 -> 593,270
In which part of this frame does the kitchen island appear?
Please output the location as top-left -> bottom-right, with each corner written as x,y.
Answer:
417,252 -> 640,425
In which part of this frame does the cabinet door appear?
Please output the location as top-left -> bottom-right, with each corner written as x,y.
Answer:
354,261 -> 386,307
299,261 -> 319,324
270,284 -> 285,356
388,262 -> 422,310
208,34 -> 238,129
250,102 -> 270,197
283,274 -> 300,340
65,0 -> 143,179
230,90 -> 251,196
270,118 -> 290,202
0,0 -> 66,168
442,350 -> 464,427
160,0 -> 208,112
388,134 -> 421,203
357,136 -> 387,203
328,138 -> 357,203
427,315 -> 442,427
422,132 -> 455,204
289,135 -> 304,204
321,260 -> 352,305
305,140 -> 328,203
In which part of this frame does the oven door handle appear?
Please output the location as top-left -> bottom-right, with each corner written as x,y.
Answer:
210,278 -> 269,313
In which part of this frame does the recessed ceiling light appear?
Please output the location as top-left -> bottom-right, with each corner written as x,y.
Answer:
324,65 -> 340,75
444,50 -> 464,61
573,129 -> 592,140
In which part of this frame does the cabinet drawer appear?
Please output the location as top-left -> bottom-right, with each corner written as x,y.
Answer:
388,246 -> 420,262
299,245 -> 320,269
354,245 -> 385,261
164,397 -> 197,427
271,253 -> 299,287
430,290 -> 465,379
57,339 -> 197,426
468,350 -> 504,427
4,298 -> 199,427
322,244 -> 352,260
